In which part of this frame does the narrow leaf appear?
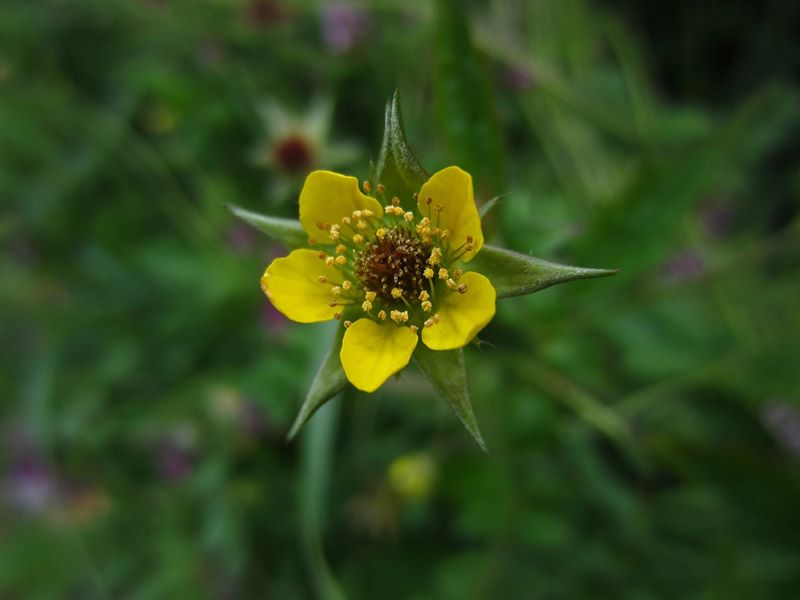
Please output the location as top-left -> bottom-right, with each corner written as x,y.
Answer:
414,344 -> 488,453
287,325 -> 348,440
228,204 -> 307,250
470,244 -> 617,299
373,90 -> 428,207
479,195 -> 502,219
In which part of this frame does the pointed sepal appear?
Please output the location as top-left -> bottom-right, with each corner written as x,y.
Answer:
287,325 -> 348,440
372,90 -> 428,207
470,245 -> 618,299
228,204 -> 308,250
414,344 -> 488,454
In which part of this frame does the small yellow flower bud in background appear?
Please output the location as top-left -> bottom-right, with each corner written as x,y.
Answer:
387,453 -> 436,501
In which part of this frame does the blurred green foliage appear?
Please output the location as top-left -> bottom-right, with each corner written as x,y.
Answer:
2,0 -> 799,598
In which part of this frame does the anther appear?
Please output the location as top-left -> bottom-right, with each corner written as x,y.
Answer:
331,286 -> 342,296
352,210 -> 362,219
353,234 -> 364,245
453,269 -> 462,278
391,196 -> 400,207
342,280 -> 352,290
344,320 -> 352,328
333,312 -> 341,320
409,325 -> 419,334
363,180 -> 371,193
336,244 -> 346,254
318,252 -> 327,260
438,268 -> 449,280
418,290 -> 430,301
365,291 -> 377,301
423,268 -> 434,279
362,300 -> 373,312
403,211 -> 414,223
446,278 -> 456,289
391,287 -> 403,299
318,275 -> 328,284
335,256 -> 347,265
325,256 -> 335,266
421,300 -> 433,312
342,216 -> 351,225
308,237 -> 317,245
378,310 -> 387,320
329,300 -> 338,307
457,284 -> 468,294
424,318 -> 434,328
377,184 -> 385,193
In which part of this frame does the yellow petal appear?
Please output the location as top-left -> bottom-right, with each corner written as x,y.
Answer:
422,272 -> 496,350
261,249 -> 342,323
417,166 -> 483,261
299,170 -> 384,242
340,319 -> 419,392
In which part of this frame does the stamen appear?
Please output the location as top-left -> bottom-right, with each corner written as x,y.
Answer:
362,300 -> 373,312
409,325 -> 419,334
342,280 -> 352,290
363,180 -> 371,193
335,256 -> 347,265
318,275 -> 328,284
421,300 -> 432,312
377,310 -> 387,320
344,320 -> 352,328
325,256 -> 335,266
403,211 -> 414,223
391,287 -> 403,299
424,318 -> 434,328
391,196 -> 400,207
438,268 -> 449,280
308,237 -> 317,245
336,244 -> 346,254
423,268 -> 434,279
353,234 -> 364,245
457,284 -> 468,294
376,184 -> 385,193
333,312 -> 341,320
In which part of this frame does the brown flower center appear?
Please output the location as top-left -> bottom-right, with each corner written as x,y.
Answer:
273,135 -> 313,172
355,228 -> 429,301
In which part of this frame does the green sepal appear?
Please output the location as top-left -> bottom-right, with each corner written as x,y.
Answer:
479,195 -> 501,219
287,324 -> 348,441
414,344 -> 488,454
228,204 -> 307,250
470,245 -> 618,299
372,90 -> 428,207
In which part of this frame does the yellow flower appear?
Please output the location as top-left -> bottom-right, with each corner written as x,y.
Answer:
260,167 -> 496,393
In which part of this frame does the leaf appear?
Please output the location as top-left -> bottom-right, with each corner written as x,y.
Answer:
470,244 -> 617,299
228,204 -> 307,250
287,324 -> 348,441
433,0 -> 504,191
372,90 -> 428,207
479,195 -> 502,219
414,344 -> 488,453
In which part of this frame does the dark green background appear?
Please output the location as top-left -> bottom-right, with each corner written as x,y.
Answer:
2,0 -> 799,598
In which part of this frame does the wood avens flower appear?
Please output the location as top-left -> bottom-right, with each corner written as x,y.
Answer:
262,166 -> 495,392
231,91 -> 616,451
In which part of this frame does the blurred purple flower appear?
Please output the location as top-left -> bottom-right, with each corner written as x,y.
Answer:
226,222 -> 258,256
321,4 -> 371,53
762,401 -> 800,459
158,444 -> 194,483
662,250 -> 704,282
5,455 -> 57,514
505,67 -> 535,91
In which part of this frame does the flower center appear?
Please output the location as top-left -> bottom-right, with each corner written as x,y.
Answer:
274,135 -> 313,172
355,228 -> 430,301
